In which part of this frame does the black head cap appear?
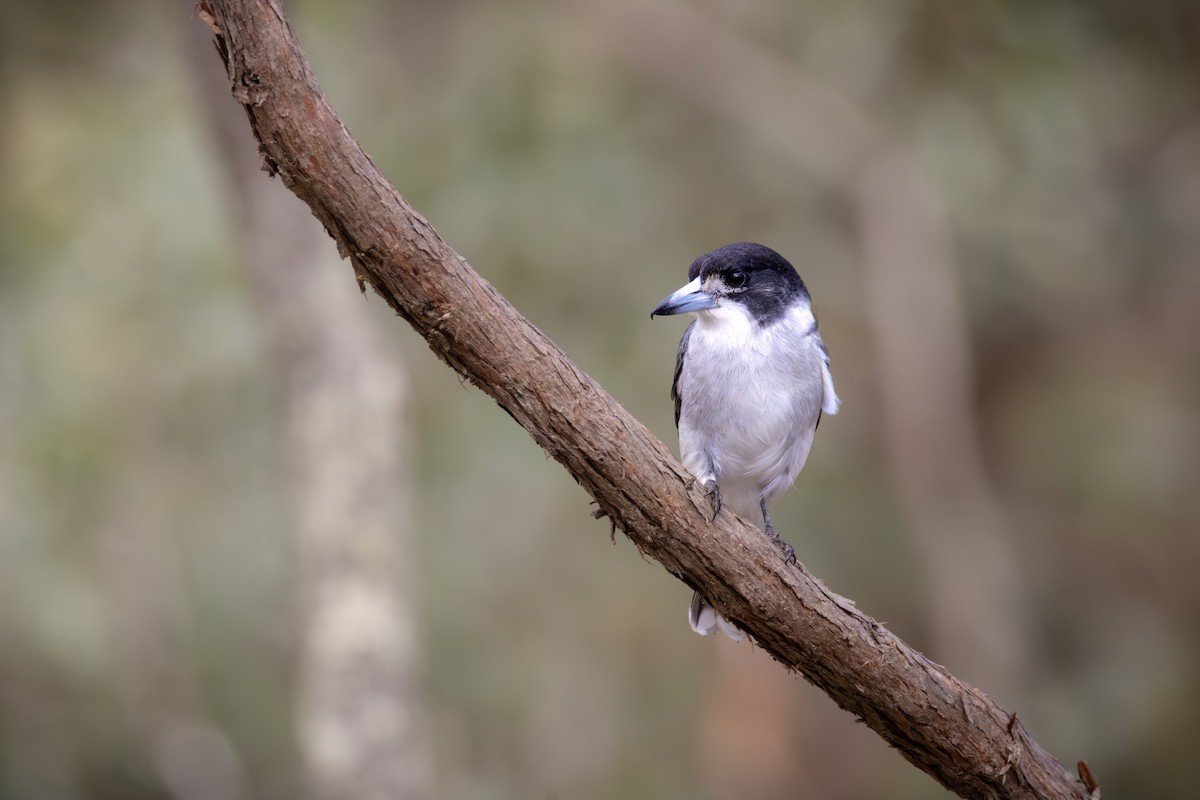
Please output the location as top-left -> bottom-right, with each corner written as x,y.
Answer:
688,243 -> 810,325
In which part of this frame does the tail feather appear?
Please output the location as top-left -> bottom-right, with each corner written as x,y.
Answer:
687,591 -> 744,642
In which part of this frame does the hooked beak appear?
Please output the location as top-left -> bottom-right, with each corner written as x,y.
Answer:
650,277 -> 717,318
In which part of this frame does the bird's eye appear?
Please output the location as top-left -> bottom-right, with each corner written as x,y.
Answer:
726,269 -> 749,289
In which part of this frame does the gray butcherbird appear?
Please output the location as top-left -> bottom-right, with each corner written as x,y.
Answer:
651,243 -> 840,641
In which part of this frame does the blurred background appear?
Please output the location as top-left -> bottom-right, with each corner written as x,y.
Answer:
2,0 -> 1198,798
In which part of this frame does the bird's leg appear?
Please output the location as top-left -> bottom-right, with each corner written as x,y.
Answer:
761,500 -> 795,565
703,479 -> 722,520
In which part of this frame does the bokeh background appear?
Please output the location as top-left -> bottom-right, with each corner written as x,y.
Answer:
2,1 -> 1198,798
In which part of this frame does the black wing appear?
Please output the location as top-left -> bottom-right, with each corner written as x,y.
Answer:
671,321 -> 695,428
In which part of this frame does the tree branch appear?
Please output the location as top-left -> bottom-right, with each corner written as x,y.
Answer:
196,2 -> 1094,798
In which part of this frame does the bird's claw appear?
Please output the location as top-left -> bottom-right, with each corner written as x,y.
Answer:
703,479 -> 722,520
765,522 -> 796,565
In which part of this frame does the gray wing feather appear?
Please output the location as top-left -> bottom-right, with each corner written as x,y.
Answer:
671,322 -> 695,428
815,336 -> 828,430
814,332 -> 839,427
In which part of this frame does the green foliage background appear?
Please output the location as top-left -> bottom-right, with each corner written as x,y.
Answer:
2,1 -> 1198,798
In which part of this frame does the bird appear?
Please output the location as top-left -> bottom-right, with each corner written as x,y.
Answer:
650,242 -> 840,641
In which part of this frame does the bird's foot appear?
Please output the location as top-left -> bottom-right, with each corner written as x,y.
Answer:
764,519 -> 796,566
703,479 -> 722,520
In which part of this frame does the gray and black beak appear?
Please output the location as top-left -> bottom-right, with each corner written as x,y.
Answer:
650,277 -> 717,318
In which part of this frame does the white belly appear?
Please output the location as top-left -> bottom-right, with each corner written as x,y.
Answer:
676,304 -> 826,521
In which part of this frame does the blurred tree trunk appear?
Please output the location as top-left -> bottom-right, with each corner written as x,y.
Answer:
186,13 -> 431,800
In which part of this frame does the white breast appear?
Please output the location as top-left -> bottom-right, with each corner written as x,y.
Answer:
676,301 -> 833,521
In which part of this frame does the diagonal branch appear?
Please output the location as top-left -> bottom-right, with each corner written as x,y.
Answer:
196,2 -> 1094,798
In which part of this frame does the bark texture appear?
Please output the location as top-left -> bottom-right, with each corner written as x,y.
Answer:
197,2 -> 1095,798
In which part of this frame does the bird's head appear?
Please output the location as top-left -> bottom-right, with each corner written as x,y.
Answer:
650,242 -> 810,327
